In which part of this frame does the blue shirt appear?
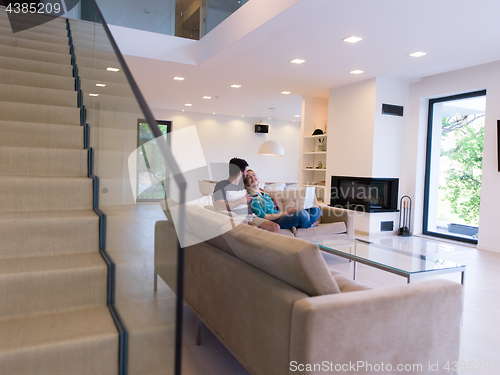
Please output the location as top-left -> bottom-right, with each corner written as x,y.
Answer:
249,191 -> 279,218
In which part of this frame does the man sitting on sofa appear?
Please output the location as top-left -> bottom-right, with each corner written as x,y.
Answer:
213,157 -> 280,233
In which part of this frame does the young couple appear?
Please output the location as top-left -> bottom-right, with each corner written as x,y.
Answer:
212,158 -> 321,234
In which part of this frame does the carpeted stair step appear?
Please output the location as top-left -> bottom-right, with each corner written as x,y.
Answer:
0,306 -> 118,375
0,10 -> 66,25
0,19 -> 68,37
0,55 -> 72,76
0,252 -> 108,318
0,44 -> 70,65
0,176 -> 93,213
0,25 -> 68,44
0,34 -> 70,54
0,17 -> 66,27
0,17 -> 67,32
0,120 -> 83,149
0,147 -> 87,177
0,102 -> 80,125
0,69 -> 74,91
0,83 -> 77,107
0,210 -> 99,258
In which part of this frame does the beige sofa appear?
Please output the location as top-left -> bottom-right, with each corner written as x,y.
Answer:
209,188 -> 354,241
155,204 -> 462,375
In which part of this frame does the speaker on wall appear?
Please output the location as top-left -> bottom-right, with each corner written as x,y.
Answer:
255,124 -> 269,133
382,103 -> 404,117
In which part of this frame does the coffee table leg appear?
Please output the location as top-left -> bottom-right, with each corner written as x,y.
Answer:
353,261 -> 357,280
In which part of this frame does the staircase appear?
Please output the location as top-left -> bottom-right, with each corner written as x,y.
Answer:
0,10 -> 119,375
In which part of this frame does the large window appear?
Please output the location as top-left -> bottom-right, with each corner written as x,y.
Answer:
423,90 -> 486,244
137,120 -> 171,202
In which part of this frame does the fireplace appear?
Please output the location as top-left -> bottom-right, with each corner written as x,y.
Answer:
330,176 -> 399,212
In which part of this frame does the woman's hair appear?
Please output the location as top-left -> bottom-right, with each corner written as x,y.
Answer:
244,169 -> 263,208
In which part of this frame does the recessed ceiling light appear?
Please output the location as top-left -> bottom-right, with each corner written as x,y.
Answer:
409,51 -> 427,57
231,84 -> 241,88
173,76 -> 185,81
294,115 -> 301,117
89,93 -> 99,96
184,103 -> 192,106
95,83 -> 106,87
241,115 -> 244,117
212,112 -> 215,115
342,36 -> 363,44
182,110 -> 185,112
350,70 -> 364,74
202,96 -> 211,99
290,58 -> 305,64
106,67 -> 119,72
281,91 -> 291,95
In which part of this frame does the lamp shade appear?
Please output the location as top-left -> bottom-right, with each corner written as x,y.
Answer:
258,140 -> 285,156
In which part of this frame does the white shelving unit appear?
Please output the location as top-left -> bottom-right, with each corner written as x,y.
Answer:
299,96 -> 329,203
301,134 -> 327,202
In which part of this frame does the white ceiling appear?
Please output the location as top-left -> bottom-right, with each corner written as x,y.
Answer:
124,0 -> 500,122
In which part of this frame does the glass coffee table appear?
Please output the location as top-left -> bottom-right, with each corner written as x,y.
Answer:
313,238 -> 466,286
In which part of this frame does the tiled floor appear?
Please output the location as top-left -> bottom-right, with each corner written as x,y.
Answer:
105,204 -> 500,375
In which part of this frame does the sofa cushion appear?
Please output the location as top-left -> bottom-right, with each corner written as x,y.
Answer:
279,229 -> 295,237
295,222 -> 347,238
269,189 -> 319,213
163,202 -> 243,253
329,270 -> 372,293
223,224 -> 340,296
185,204 -> 242,255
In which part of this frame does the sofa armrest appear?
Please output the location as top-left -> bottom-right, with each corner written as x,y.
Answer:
319,206 -> 354,239
289,279 -> 462,375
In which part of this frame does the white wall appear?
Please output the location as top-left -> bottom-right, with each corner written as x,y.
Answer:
151,108 -> 300,199
327,78 -> 407,234
405,60 -> 500,252
372,78 -> 409,181
327,79 -> 377,179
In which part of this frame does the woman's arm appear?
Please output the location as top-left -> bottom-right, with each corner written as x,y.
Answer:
249,192 -> 296,220
260,189 -> 281,211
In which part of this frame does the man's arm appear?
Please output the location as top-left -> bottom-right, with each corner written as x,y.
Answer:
213,195 -> 247,211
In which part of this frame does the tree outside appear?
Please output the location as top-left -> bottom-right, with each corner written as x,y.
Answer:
438,114 -> 484,226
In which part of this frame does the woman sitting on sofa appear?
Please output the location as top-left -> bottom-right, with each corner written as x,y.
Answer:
244,169 -> 321,231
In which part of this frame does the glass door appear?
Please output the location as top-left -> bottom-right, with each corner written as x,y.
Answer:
423,90 -> 486,244
137,120 -> 171,202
